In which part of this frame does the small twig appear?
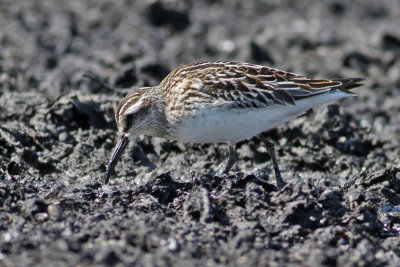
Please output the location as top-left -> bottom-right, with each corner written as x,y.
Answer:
83,73 -> 125,93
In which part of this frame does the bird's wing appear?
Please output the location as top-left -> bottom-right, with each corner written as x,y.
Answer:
161,61 -> 364,109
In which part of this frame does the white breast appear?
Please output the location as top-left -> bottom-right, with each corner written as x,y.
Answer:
170,91 -> 350,144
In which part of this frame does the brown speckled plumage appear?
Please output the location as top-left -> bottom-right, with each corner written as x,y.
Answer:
105,61 -> 364,186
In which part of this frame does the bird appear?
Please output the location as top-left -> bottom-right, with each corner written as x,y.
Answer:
104,61 -> 364,188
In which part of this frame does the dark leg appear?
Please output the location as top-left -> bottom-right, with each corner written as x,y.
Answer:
257,134 -> 286,189
223,143 -> 236,174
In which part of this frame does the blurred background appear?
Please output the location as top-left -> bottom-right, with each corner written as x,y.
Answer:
1,1 -> 400,265
1,0 -> 399,93
1,0 -> 400,181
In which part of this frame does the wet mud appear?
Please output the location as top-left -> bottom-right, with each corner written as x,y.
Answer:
1,0 -> 400,266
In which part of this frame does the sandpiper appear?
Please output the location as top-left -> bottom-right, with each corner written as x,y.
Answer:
105,61 -> 364,188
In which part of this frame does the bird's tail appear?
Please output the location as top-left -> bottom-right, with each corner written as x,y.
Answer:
331,77 -> 365,95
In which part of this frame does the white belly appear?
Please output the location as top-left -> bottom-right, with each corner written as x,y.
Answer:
171,91 -> 350,143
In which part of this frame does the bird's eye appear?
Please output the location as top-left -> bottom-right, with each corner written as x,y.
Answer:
123,113 -> 136,132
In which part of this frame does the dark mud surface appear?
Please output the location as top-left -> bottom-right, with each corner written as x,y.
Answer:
1,0 -> 400,266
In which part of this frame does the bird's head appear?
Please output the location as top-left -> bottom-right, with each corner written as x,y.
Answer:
104,87 -> 164,183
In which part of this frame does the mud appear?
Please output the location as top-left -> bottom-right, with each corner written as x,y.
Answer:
1,0 -> 400,266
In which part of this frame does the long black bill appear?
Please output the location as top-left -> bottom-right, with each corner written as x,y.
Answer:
105,134 -> 129,184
